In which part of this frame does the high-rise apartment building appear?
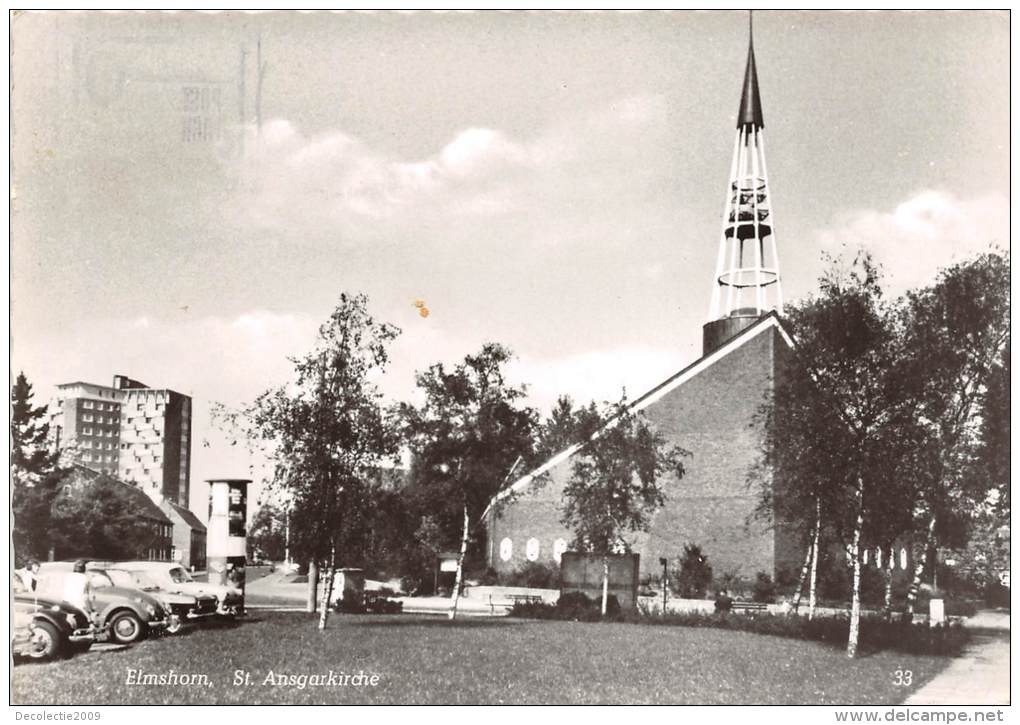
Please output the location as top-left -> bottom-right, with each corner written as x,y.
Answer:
51,375 -> 192,508
114,375 -> 192,508
51,381 -> 124,476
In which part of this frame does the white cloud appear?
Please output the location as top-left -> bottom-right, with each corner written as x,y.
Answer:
813,190 -> 1008,293
225,93 -> 670,237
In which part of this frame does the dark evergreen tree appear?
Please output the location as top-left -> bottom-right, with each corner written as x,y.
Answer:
11,371 -> 60,564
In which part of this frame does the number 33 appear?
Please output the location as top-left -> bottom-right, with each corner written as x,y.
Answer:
893,669 -> 913,686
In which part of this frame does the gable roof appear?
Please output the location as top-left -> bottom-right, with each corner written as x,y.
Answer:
64,465 -> 173,525
163,500 -> 207,533
485,312 -> 794,514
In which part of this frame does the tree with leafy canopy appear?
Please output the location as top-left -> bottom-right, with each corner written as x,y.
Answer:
398,343 -> 538,619
974,348 -> 1009,519
11,372 -> 62,564
215,293 -> 400,629
899,251 -> 1010,616
559,398 -> 687,616
757,254 -> 920,657
534,395 -> 581,462
49,471 -> 161,560
248,500 -> 288,562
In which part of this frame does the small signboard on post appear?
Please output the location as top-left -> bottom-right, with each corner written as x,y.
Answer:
559,552 -> 640,609
435,552 -> 460,594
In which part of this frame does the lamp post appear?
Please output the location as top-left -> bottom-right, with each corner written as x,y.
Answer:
659,557 -> 668,614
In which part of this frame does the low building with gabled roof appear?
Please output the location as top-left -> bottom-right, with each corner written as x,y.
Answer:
160,500 -> 207,571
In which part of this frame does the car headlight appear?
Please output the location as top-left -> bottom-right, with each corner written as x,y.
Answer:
145,603 -> 157,617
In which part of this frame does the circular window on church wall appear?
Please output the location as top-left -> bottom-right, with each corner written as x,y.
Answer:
499,538 -> 513,562
526,538 -> 540,561
553,538 -> 567,563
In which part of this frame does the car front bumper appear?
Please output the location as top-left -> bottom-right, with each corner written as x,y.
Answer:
187,608 -> 219,619
69,627 -> 99,643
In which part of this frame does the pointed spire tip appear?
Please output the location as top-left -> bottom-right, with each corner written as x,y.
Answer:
737,12 -> 764,129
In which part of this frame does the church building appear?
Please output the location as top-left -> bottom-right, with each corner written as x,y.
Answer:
486,27 -> 801,582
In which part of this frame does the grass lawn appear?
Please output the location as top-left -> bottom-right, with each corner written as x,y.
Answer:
11,611 -> 953,705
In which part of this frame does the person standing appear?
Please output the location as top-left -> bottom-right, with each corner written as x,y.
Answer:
15,559 -> 40,591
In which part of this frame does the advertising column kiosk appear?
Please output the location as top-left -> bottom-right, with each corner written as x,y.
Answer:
207,478 -> 250,613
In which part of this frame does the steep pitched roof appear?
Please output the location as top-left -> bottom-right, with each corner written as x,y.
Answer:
163,500 -> 207,533
485,313 -> 794,514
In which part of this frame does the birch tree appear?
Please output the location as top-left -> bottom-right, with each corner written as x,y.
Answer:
559,399 -> 687,616
218,293 -> 400,628
758,254 -> 917,657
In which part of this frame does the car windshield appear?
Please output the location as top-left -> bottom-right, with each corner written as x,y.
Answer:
87,572 -> 114,589
169,567 -> 193,583
108,569 -> 159,591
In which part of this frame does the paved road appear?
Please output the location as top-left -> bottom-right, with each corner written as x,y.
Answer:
246,570 -> 506,615
904,611 -> 1010,706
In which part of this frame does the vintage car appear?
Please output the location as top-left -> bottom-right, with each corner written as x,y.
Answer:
104,567 -> 218,632
12,576 -> 97,660
37,565 -> 170,644
119,561 -> 243,616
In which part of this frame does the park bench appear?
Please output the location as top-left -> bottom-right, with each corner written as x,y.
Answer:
488,593 -> 544,614
730,601 -> 769,613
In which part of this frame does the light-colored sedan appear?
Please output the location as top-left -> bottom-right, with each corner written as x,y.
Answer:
119,561 -> 243,615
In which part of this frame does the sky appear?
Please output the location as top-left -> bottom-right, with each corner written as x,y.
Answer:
10,10 -> 1009,517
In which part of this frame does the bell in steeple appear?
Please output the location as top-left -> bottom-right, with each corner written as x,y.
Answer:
704,13 -> 784,356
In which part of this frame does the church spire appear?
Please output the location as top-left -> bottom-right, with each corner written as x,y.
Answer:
737,13 -> 764,129
704,14 -> 783,354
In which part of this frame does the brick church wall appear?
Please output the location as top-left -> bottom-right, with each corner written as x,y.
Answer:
488,320 -> 800,581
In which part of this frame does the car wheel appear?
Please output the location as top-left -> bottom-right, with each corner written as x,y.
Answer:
109,611 -> 147,644
28,621 -> 63,660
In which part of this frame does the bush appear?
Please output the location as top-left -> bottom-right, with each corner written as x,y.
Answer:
510,591 -> 621,621
775,565 -> 801,592
509,603 -> 970,656
503,561 -> 560,589
474,567 -> 501,586
673,544 -> 713,598
752,572 -> 777,603
860,566 -> 887,606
